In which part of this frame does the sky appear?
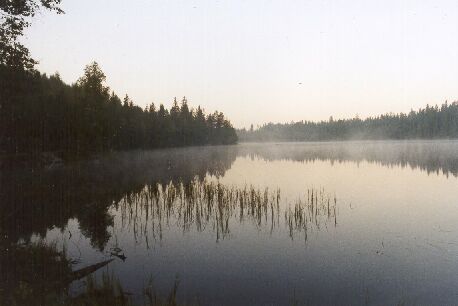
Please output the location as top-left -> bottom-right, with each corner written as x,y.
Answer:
24,0 -> 458,128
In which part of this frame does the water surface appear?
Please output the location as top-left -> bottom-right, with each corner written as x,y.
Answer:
2,141 -> 458,305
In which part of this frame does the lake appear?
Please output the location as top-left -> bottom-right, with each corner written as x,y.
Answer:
2,140 -> 458,305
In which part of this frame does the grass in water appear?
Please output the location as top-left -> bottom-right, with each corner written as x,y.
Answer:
2,180 -> 339,306
115,178 -> 338,245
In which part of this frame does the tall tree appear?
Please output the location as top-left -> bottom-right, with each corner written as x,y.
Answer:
0,0 -> 63,70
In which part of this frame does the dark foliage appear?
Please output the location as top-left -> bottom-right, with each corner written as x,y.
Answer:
238,103 -> 458,142
0,62 -> 237,158
0,0 -> 64,69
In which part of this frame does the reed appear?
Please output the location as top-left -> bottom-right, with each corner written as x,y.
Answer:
285,186 -> 337,240
114,178 -> 338,244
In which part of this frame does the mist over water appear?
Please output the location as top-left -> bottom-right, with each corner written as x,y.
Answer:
2,140 -> 458,305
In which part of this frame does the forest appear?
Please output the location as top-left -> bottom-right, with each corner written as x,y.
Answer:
238,103 -> 458,142
0,63 -> 238,158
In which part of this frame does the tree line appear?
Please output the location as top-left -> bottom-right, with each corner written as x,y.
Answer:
238,103 -> 458,142
0,62 -> 237,158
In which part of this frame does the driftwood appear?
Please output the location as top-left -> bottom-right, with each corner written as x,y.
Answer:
69,258 -> 114,282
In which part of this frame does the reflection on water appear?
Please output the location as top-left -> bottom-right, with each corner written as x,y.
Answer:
0,146 -> 237,245
238,140 -> 458,177
1,141 -> 458,305
115,179 -> 336,246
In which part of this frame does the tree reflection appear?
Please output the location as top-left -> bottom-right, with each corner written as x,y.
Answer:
0,146 -> 237,249
237,141 -> 458,177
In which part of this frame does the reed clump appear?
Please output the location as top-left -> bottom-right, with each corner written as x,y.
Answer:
115,178 -> 338,245
285,188 -> 337,242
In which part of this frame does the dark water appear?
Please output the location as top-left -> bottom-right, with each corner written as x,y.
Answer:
2,140 -> 458,305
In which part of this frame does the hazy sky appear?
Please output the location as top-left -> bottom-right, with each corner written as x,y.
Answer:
25,0 -> 458,128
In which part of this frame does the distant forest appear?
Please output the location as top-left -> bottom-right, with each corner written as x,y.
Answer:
238,103 -> 458,142
0,63 -> 237,158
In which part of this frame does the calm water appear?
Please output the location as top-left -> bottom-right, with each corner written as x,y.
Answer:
2,140 -> 458,305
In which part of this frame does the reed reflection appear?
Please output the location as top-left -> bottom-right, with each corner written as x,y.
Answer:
114,179 -> 338,245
